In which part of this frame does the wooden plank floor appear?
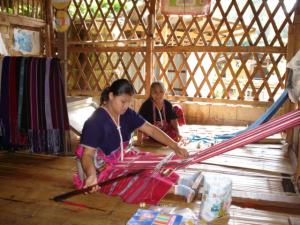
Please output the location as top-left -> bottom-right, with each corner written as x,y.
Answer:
1,125 -> 300,224
0,152 -> 300,225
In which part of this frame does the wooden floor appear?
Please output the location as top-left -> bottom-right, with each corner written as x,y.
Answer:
1,125 -> 300,225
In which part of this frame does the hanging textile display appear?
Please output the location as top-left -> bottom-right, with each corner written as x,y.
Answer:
0,56 -> 70,154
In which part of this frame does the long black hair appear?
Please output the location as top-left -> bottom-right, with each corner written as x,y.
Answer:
100,79 -> 135,105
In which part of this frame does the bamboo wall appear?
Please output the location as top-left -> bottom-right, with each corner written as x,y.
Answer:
66,0 -> 295,105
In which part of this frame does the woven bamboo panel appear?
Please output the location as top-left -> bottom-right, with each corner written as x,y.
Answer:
154,51 -> 286,101
0,0 -> 45,19
67,0 -> 295,102
67,0 -> 150,95
68,50 -> 147,94
68,0 -> 149,42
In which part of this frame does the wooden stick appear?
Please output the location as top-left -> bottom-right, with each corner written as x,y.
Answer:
51,169 -> 144,202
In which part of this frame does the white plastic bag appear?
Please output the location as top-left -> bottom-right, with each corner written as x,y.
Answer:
199,173 -> 232,222
287,49 -> 300,103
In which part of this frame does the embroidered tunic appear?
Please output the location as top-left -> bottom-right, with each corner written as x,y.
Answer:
138,98 -> 177,124
138,98 -> 179,141
81,107 -> 144,155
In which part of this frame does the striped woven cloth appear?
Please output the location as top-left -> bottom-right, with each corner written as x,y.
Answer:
0,56 -> 70,154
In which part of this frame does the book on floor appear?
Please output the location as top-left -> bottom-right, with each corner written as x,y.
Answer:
127,208 -> 183,225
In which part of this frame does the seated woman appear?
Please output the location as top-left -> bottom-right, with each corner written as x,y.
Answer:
74,79 -> 199,205
138,81 -> 185,144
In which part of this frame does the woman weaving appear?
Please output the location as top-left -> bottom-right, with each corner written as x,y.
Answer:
74,79 -> 200,204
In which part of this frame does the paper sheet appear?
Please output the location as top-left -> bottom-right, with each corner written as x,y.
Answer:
0,33 -> 8,55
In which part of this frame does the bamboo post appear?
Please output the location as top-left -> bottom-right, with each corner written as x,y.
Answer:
45,0 -> 54,57
63,32 -> 68,95
56,32 -> 68,94
145,0 -> 156,96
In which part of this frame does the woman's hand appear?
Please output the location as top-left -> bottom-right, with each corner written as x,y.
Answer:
175,133 -> 183,142
81,147 -> 99,193
83,174 -> 99,193
173,144 -> 189,159
139,122 -> 189,158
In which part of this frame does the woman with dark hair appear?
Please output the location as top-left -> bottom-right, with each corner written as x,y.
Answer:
74,79 -> 198,204
138,81 -> 185,144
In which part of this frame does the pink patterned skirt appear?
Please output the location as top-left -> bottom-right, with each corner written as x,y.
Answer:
73,145 -> 179,205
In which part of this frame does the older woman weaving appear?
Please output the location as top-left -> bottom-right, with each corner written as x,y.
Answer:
73,79 -> 200,204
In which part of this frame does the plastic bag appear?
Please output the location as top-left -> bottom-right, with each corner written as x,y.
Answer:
199,173 -> 232,222
287,49 -> 300,103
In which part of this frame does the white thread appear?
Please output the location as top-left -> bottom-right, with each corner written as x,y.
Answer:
117,126 -> 124,161
157,107 -> 164,127
101,106 -> 123,161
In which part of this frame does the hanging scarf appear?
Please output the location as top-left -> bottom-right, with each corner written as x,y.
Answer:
47,58 -> 70,154
8,57 -> 17,147
19,57 -> 32,133
28,57 -> 40,152
13,57 -> 28,147
17,57 -> 26,131
0,57 -> 10,149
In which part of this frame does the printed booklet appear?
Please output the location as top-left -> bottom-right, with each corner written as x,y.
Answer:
127,209 -> 183,225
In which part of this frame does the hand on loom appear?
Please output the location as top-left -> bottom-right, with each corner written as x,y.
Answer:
173,143 -> 189,159
83,174 -> 99,194
174,133 -> 183,142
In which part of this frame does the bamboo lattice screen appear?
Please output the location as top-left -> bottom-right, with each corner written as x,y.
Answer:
66,0 -> 294,102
